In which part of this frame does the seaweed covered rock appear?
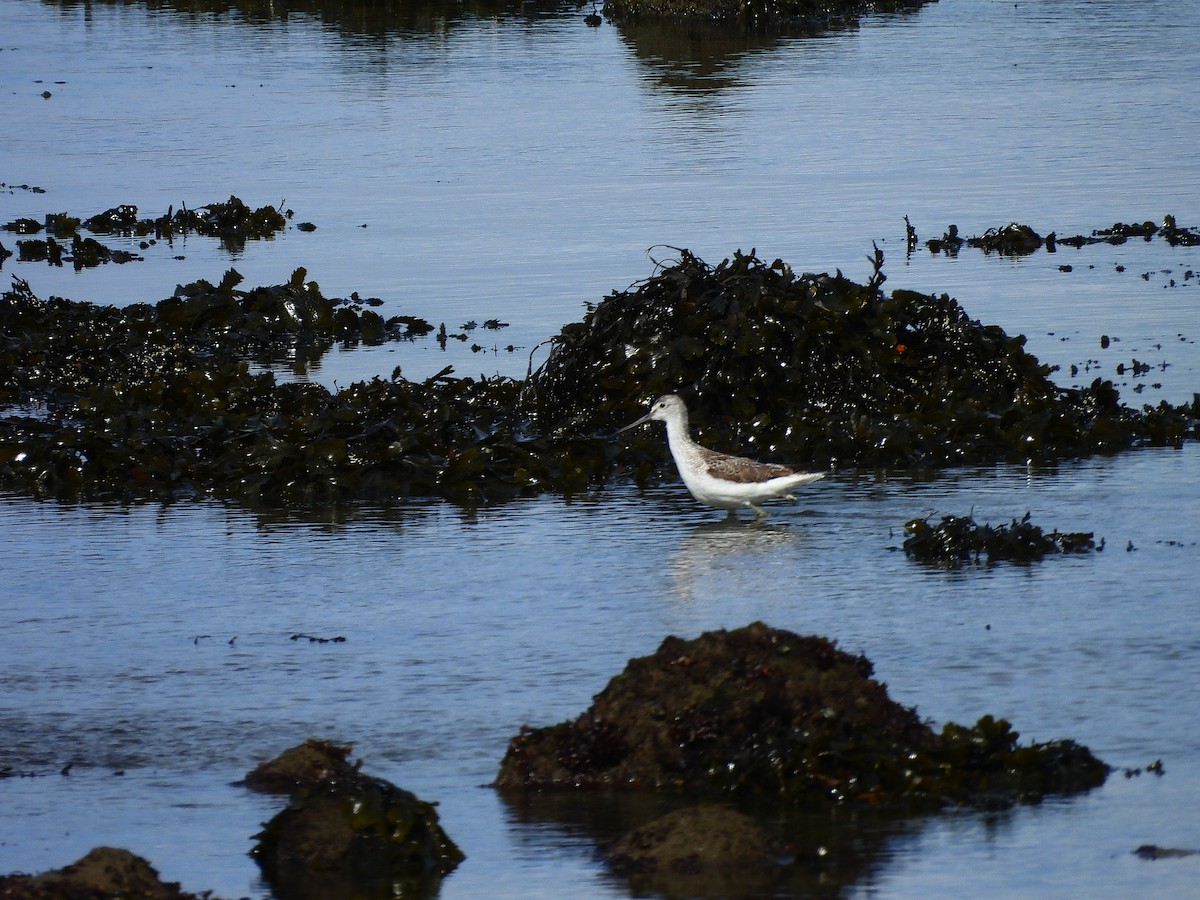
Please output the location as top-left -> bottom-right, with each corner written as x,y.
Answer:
495,622 -> 1108,810
0,846 -> 209,899
528,248 -> 1193,473
243,738 -> 360,794
903,511 -> 1095,566
249,745 -> 464,900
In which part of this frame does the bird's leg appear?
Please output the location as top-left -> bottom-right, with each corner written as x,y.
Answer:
748,502 -> 766,518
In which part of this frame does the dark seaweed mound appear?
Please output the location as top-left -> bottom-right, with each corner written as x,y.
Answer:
0,271 -> 542,505
530,249 -> 1193,476
495,622 -> 1108,810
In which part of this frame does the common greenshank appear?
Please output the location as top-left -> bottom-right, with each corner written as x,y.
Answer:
618,394 -> 824,517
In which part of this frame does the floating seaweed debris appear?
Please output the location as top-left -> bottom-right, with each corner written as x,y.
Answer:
925,223 -> 964,255
495,622 -> 1109,811
2,195 -> 293,266
602,0 -> 933,31
290,632 -> 347,644
926,215 -> 1200,254
82,203 -> 141,233
1134,844 -> 1200,860
966,222 -> 1044,256
2,217 -> 43,235
0,182 -> 47,195
16,233 -> 144,269
902,511 -> 1095,566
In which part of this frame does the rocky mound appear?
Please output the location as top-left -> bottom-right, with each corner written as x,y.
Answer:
496,622 -> 1108,810
243,738 -> 360,793
0,847 -> 207,899
249,740 -> 464,899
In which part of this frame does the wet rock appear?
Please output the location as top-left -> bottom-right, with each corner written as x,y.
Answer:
902,511 -> 1095,566
250,747 -> 464,900
0,846 -> 209,899
496,622 -> 1108,809
605,803 -> 793,896
243,738 -> 360,793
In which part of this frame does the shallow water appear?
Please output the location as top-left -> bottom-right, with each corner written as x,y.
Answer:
3,446 -> 1199,898
3,0 -> 1200,896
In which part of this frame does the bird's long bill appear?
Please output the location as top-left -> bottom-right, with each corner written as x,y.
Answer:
615,411 -> 653,434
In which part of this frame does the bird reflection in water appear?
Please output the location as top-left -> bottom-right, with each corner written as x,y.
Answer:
667,518 -> 803,605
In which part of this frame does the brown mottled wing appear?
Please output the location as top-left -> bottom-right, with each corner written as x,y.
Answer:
698,446 -> 795,484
